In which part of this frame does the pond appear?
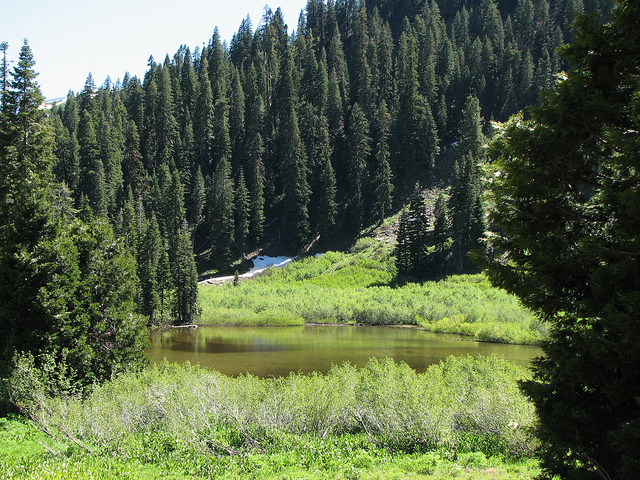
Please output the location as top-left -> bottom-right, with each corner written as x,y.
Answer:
147,325 -> 542,377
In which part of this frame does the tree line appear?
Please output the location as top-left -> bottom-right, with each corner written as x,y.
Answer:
48,0 -> 610,288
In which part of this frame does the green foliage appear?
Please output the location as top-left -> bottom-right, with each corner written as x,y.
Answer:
200,246 -> 543,345
482,1 -> 640,477
0,43 -> 148,406
3,355 -> 537,478
395,185 -> 430,279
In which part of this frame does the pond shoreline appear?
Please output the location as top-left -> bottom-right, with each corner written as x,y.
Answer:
150,322 -> 540,346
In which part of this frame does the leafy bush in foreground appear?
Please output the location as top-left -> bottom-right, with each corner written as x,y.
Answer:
14,355 -> 536,465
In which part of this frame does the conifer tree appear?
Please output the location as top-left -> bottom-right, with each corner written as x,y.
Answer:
234,167 -> 249,255
347,103 -> 371,233
482,2 -> 640,476
433,190 -> 449,251
372,100 -> 393,224
276,49 -> 311,248
186,165 -> 205,229
171,220 -> 198,325
194,57 -> 215,175
395,184 -> 430,278
208,157 -> 235,266
77,108 -> 106,217
139,214 -> 162,323
0,43 -> 148,399
248,136 -> 266,246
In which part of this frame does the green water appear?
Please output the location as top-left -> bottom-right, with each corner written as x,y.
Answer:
148,325 -> 541,376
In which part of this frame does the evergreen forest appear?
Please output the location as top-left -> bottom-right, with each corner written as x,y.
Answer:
5,0 -> 639,478
42,0 -> 612,326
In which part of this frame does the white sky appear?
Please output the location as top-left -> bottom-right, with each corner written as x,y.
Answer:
2,0 -> 307,100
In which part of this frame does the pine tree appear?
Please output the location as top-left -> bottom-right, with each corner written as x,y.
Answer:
248,137 -> 266,246
276,49 -> 311,248
138,214 -> 162,324
0,43 -> 148,399
77,108 -> 106,217
482,2 -> 640,476
395,184 -> 430,278
194,56 -> 215,175
186,165 -> 205,229
347,103 -> 371,233
450,154 -> 484,272
372,100 -> 393,224
172,220 -> 199,325
433,190 -> 449,251
234,167 -> 249,255
208,157 -> 235,266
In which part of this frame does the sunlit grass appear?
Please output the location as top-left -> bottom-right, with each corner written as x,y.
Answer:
3,355 -> 540,479
199,240 -> 545,345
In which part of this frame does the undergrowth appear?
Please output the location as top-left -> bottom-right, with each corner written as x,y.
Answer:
199,238 -> 545,345
2,355 -> 540,479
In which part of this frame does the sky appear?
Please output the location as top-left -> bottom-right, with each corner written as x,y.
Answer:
2,0 -> 308,101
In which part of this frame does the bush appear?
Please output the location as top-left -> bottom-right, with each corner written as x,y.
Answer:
15,355 -> 536,463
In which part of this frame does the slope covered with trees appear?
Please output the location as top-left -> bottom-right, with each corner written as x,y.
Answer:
46,0 -> 612,292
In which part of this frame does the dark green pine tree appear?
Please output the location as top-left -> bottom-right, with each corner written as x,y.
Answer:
450,154 -> 485,272
371,100 -> 393,224
395,184 -> 430,279
77,108 -> 106,217
392,22 -> 438,178
165,168 -> 187,257
315,150 -> 337,238
212,98 -> 232,169
138,214 -> 163,324
155,65 -> 178,167
234,167 -> 249,256
171,220 -> 199,325
141,71 -> 158,172
52,92 -> 80,190
229,68 -> 245,170
122,118 -> 147,200
208,157 -> 235,267
194,56 -> 215,175
186,165 -> 205,230
276,49 -> 311,249
481,3 -> 640,476
458,94 -> 486,161
0,42 -> 148,399
347,102 -> 371,233
247,134 -> 266,246
432,190 -> 449,252
348,4 -> 373,114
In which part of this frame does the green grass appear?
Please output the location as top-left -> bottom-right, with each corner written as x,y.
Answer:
0,416 -> 541,479
2,355 -> 541,479
199,238 -> 545,345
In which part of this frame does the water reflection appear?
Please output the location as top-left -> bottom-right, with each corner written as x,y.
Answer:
147,325 -> 541,377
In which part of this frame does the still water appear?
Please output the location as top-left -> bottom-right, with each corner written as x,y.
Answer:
147,325 -> 541,377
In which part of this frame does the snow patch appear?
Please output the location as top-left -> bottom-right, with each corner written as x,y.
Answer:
251,256 -> 294,270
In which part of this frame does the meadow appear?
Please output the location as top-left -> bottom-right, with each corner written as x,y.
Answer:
3,355 -> 540,479
200,238 -> 546,345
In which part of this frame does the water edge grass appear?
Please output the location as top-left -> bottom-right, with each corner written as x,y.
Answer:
199,243 -> 546,345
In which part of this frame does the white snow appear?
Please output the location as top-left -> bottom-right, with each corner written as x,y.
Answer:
251,256 -> 294,270
198,255 -> 295,285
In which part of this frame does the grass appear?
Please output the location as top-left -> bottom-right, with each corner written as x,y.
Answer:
0,416 -> 541,479
199,237 -> 546,345
2,355 -> 541,479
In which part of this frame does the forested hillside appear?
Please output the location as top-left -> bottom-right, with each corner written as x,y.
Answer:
46,0 -> 611,324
